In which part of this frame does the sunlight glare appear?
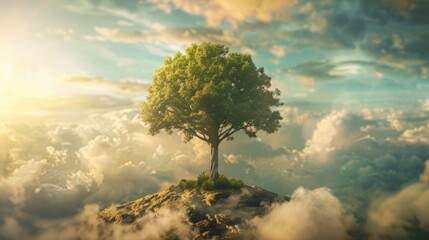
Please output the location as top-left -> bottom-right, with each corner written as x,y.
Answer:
0,5 -> 83,115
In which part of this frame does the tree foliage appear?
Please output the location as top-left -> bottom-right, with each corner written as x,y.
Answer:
142,42 -> 282,179
142,42 -> 282,144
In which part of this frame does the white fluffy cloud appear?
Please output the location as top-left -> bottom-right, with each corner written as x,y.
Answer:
10,205 -> 194,240
1,103 -> 429,238
0,109 -> 205,216
366,162 -> 429,239
3,159 -> 48,207
303,110 -> 347,159
400,123 -> 429,145
250,187 -> 355,240
0,107 -> 211,238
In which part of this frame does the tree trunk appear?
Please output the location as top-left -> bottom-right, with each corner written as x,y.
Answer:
210,145 -> 214,172
209,143 -> 219,180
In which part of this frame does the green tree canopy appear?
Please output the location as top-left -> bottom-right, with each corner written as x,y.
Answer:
141,42 -> 282,180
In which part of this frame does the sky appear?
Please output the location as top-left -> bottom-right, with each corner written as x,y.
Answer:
1,0 -> 429,239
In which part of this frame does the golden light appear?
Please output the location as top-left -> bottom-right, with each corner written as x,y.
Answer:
0,4 -> 82,116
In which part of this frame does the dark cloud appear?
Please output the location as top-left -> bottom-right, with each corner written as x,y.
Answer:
335,140 -> 428,192
77,0 -> 429,82
285,60 -> 338,80
356,0 -> 429,78
360,0 -> 429,25
290,0 -> 429,48
285,58 -> 427,81
361,29 -> 429,78
365,161 -> 429,239
242,0 -> 429,80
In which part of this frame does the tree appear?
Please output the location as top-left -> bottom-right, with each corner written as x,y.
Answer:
141,42 -> 282,180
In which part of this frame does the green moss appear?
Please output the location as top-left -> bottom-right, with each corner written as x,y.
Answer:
176,172 -> 244,191
196,172 -> 210,188
178,179 -> 197,190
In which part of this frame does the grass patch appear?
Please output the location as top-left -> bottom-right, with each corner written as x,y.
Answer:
175,172 -> 244,191
178,179 -> 196,190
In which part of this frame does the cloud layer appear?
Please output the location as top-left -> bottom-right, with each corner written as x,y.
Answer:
250,187 -> 355,240
1,103 -> 429,238
366,161 -> 429,239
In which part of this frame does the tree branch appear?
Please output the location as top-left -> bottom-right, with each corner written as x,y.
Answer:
167,108 -> 210,142
219,125 -> 233,139
194,132 -> 209,142
219,122 -> 252,142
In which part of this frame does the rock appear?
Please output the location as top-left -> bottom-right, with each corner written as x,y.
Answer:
99,185 -> 289,239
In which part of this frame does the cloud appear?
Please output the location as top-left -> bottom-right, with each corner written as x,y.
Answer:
94,45 -> 139,67
223,153 -> 239,164
240,46 -> 256,56
361,29 -> 429,76
72,0 -> 429,82
0,217 -> 30,240
360,0 -> 429,25
100,6 -> 165,31
117,20 -> 133,26
218,0 -> 429,79
0,108 -> 206,216
0,107 -> 210,238
422,99 -> 429,111
10,94 -> 134,112
270,45 -> 287,57
303,110 -> 348,158
250,187 -> 356,240
63,0 -> 95,13
421,160 -> 429,183
285,59 -> 338,81
3,159 -> 48,207
211,106 -> 429,198
366,160 -> 429,239
40,27 -> 74,41
356,0 -> 429,77
256,1 -> 366,50
29,205 -> 193,240
1,97 -> 429,238
149,0 -> 299,27
64,76 -> 149,92
248,107 -> 429,220
0,82 -> 145,118
400,123 -> 429,145
278,107 -> 310,126
85,26 -> 245,47
146,0 -> 172,13
284,59 -> 416,82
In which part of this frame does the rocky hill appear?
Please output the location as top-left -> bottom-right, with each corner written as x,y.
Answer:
99,183 -> 289,239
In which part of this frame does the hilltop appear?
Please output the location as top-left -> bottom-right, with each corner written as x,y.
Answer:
99,174 -> 289,239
